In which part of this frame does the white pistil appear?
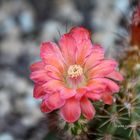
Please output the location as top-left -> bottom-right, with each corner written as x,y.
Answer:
67,65 -> 83,78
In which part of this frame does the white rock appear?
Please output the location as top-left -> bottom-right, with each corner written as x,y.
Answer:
41,20 -> 64,41
0,91 -> 11,117
0,133 -> 14,140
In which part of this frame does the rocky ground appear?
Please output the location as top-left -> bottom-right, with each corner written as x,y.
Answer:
0,0 -> 130,140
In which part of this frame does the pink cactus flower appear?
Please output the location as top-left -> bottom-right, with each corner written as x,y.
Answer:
30,27 -> 123,123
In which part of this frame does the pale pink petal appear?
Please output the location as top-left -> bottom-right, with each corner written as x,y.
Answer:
40,42 -> 64,62
60,88 -> 76,99
70,27 -> 91,42
47,92 -> 65,110
76,39 -> 93,65
84,45 -> 104,69
45,65 -> 63,80
75,88 -> 87,100
40,100 -> 52,113
69,27 -> 92,64
40,42 -> 65,72
60,97 -> 81,123
30,70 -> 50,83
59,33 -> 77,64
43,54 -> 65,72
87,81 -> 106,93
86,92 -> 102,101
88,60 -> 118,78
102,94 -> 113,105
77,88 -> 87,94
88,78 -> 120,93
75,93 -> 84,100
43,80 -> 64,91
30,61 -> 44,72
80,97 -> 95,120
33,84 -> 45,99
106,71 -> 124,81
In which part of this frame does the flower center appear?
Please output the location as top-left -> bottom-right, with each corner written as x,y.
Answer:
67,65 -> 83,78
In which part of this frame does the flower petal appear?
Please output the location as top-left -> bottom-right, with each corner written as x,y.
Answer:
40,100 -> 52,113
60,97 -> 81,123
33,84 -> 45,99
43,54 -> 65,72
43,80 -> 64,91
88,60 -> 118,78
75,88 -> 87,100
47,92 -> 65,110
59,33 -> 77,64
70,27 -> 92,64
70,27 -> 91,42
106,71 -> 124,81
80,97 -> 95,120
86,92 -> 102,101
40,42 -> 65,72
30,69 -> 50,83
40,42 -> 64,62
102,94 -> 113,105
45,65 -> 62,80
60,88 -> 76,99
76,39 -> 93,65
87,80 -> 106,93
88,78 -> 120,93
84,45 -> 104,69
30,61 -> 44,72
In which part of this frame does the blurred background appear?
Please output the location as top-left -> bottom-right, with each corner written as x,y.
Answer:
0,0 -> 134,140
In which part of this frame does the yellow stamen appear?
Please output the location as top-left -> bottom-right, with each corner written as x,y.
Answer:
67,65 -> 83,78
